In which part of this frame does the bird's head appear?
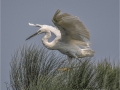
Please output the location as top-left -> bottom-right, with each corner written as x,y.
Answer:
26,29 -> 42,40
26,25 -> 49,40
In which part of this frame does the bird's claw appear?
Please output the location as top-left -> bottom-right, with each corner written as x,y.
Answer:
58,68 -> 70,71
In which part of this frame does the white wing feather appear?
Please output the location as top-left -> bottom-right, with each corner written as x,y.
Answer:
52,9 -> 90,47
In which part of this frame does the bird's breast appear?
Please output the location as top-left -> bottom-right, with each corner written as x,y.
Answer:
55,42 -> 80,57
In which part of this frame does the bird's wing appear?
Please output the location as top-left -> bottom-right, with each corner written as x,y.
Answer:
52,9 -> 90,46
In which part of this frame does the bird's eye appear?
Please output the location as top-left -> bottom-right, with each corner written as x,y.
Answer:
37,30 -> 41,32
37,30 -> 42,34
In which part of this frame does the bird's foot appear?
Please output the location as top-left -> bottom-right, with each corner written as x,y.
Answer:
58,68 -> 70,71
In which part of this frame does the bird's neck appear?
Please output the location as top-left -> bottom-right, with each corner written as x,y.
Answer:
42,26 -> 61,49
42,31 -> 57,49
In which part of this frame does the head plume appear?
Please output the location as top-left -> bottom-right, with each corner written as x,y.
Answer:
29,23 -> 42,27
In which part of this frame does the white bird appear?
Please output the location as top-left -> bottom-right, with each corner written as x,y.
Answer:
26,9 -> 95,64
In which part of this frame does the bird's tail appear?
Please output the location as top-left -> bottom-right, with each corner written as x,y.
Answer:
85,42 -> 91,48
81,48 -> 95,57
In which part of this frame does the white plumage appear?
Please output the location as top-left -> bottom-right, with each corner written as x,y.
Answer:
26,9 -> 95,63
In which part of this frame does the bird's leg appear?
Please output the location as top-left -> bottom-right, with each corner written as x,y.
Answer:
67,56 -> 75,69
68,56 -> 72,67
58,56 -> 72,71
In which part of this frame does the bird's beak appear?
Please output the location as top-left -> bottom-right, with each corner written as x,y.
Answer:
26,32 -> 39,40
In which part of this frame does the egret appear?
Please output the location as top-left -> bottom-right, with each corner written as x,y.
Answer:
26,9 -> 95,64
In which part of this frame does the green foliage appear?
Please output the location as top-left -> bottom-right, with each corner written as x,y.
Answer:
9,45 -> 120,90
95,60 -> 119,89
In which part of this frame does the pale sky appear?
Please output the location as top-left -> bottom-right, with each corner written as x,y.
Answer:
1,0 -> 119,90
